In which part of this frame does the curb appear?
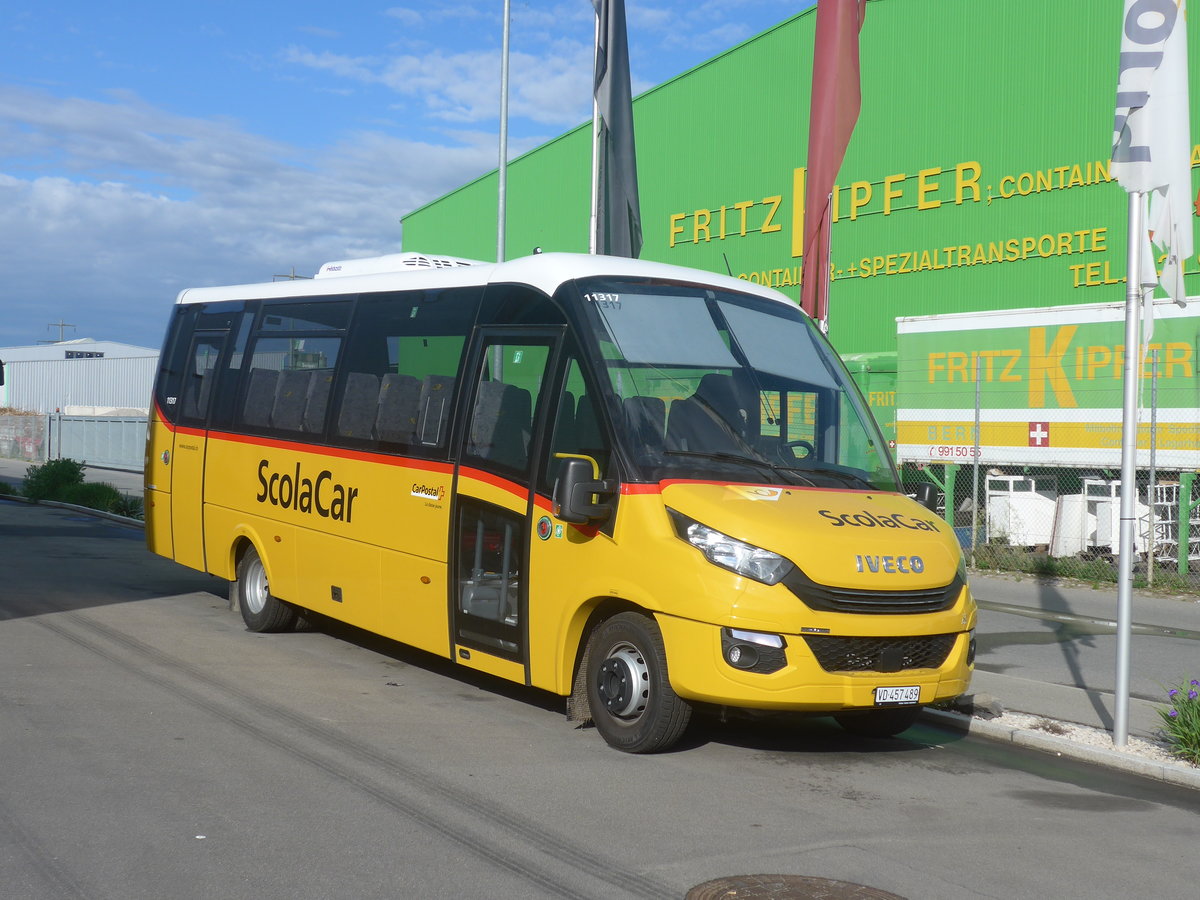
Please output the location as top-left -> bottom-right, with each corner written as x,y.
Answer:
923,708 -> 1200,790
2,494 -> 145,530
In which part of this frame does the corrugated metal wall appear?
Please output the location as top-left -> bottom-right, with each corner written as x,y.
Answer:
51,416 -> 148,469
5,357 -> 157,414
0,415 -> 147,469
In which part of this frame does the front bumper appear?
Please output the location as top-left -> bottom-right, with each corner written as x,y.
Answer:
656,613 -> 974,712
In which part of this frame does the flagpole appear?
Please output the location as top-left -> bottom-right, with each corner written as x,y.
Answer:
1114,190 -> 1145,748
589,6 -> 601,255
497,0 -> 511,263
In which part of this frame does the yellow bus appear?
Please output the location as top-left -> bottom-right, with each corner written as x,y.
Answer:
145,251 -> 975,753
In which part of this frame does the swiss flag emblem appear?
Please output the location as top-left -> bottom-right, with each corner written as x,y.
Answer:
1028,422 -> 1051,447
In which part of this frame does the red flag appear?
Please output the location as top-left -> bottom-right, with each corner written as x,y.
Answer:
801,0 -> 866,326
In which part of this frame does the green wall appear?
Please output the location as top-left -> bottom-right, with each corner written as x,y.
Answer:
402,0 -> 1200,358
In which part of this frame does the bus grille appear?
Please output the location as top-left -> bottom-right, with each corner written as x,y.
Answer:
782,570 -> 963,614
802,633 -> 957,673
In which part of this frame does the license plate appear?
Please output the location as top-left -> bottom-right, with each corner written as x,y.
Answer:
874,686 -> 920,706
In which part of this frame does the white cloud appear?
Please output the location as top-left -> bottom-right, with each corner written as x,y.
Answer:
284,40 -> 593,130
0,86 -> 497,347
384,7 -> 423,28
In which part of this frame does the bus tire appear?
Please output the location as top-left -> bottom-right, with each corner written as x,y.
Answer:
834,706 -> 922,738
235,545 -> 298,633
585,612 -> 691,754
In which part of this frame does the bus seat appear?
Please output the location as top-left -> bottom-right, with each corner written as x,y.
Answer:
551,390 -> 577,451
623,396 -> 666,450
242,368 -> 279,429
272,369 -> 312,432
417,375 -> 455,447
575,394 -> 604,455
182,367 -> 215,421
695,373 -> 753,437
303,371 -> 334,433
376,372 -> 422,445
469,381 -> 531,469
337,372 -> 380,439
667,396 -> 743,454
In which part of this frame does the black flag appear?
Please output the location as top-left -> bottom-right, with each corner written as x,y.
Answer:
592,0 -> 642,258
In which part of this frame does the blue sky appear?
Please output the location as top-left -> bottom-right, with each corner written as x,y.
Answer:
1,1 -> 804,350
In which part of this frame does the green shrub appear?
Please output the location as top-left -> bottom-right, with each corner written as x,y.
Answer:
110,492 -> 144,520
60,482 -> 124,513
0,481 -> 15,496
1159,680 -> 1200,766
22,458 -> 86,501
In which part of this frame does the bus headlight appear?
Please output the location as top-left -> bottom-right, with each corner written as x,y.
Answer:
669,510 -> 794,585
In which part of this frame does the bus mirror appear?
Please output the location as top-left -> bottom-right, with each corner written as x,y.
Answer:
911,482 -> 938,512
553,457 -> 615,524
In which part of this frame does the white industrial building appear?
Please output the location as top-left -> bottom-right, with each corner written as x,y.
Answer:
0,339 -> 158,415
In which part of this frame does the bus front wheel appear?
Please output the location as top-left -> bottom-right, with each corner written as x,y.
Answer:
235,546 -> 298,633
585,612 -> 691,753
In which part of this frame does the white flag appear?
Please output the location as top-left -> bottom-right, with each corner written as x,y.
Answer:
1112,0 -> 1193,307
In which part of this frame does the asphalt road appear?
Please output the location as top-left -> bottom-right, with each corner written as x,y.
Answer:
2,498 -> 1199,900
968,570 -> 1200,727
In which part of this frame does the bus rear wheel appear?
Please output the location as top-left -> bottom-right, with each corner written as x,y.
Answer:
834,707 -> 922,738
235,546 -> 298,633
585,612 -> 691,754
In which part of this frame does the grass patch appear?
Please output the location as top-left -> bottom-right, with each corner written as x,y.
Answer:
60,482 -> 125,513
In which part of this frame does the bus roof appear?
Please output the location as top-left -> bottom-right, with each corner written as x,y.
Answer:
174,252 -> 800,312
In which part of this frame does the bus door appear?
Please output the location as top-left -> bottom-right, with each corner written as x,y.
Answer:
169,329 -> 229,571
451,327 -> 562,677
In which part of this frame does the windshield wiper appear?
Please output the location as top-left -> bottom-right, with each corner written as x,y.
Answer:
663,449 -> 817,487
799,466 -> 876,490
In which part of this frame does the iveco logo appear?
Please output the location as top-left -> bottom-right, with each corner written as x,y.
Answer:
856,554 -> 925,574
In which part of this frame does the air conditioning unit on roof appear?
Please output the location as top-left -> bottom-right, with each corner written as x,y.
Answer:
314,252 -> 484,279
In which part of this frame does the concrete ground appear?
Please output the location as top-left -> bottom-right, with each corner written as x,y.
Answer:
2,454 -> 1196,788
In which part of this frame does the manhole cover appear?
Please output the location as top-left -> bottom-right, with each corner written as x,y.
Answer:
686,874 -> 906,899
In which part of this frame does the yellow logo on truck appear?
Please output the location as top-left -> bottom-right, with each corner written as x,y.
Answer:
256,459 -> 359,522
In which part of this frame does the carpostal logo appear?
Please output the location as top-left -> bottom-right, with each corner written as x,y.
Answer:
817,508 -> 942,532
411,483 -> 446,502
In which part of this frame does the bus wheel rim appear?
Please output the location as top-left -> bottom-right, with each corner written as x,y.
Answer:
596,642 -> 649,720
245,558 -> 269,615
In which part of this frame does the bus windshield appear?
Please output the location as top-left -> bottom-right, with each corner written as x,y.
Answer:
572,277 -> 899,492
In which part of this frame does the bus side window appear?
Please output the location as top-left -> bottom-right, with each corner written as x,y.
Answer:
464,342 -> 549,475
154,306 -> 201,424
229,299 -> 349,437
334,287 -> 481,456
540,358 -> 611,494
178,339 -> 223,426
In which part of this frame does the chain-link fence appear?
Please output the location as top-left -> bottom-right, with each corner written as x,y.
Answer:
892,312 -> 1200,593
900,460 -> 1200,592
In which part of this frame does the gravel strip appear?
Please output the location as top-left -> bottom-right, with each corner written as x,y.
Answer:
991,711 -> 1189,767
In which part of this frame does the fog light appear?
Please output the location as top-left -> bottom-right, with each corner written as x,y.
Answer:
726,643 -> 760,669
967,630 -> 977,666
720,628 -> 787,674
